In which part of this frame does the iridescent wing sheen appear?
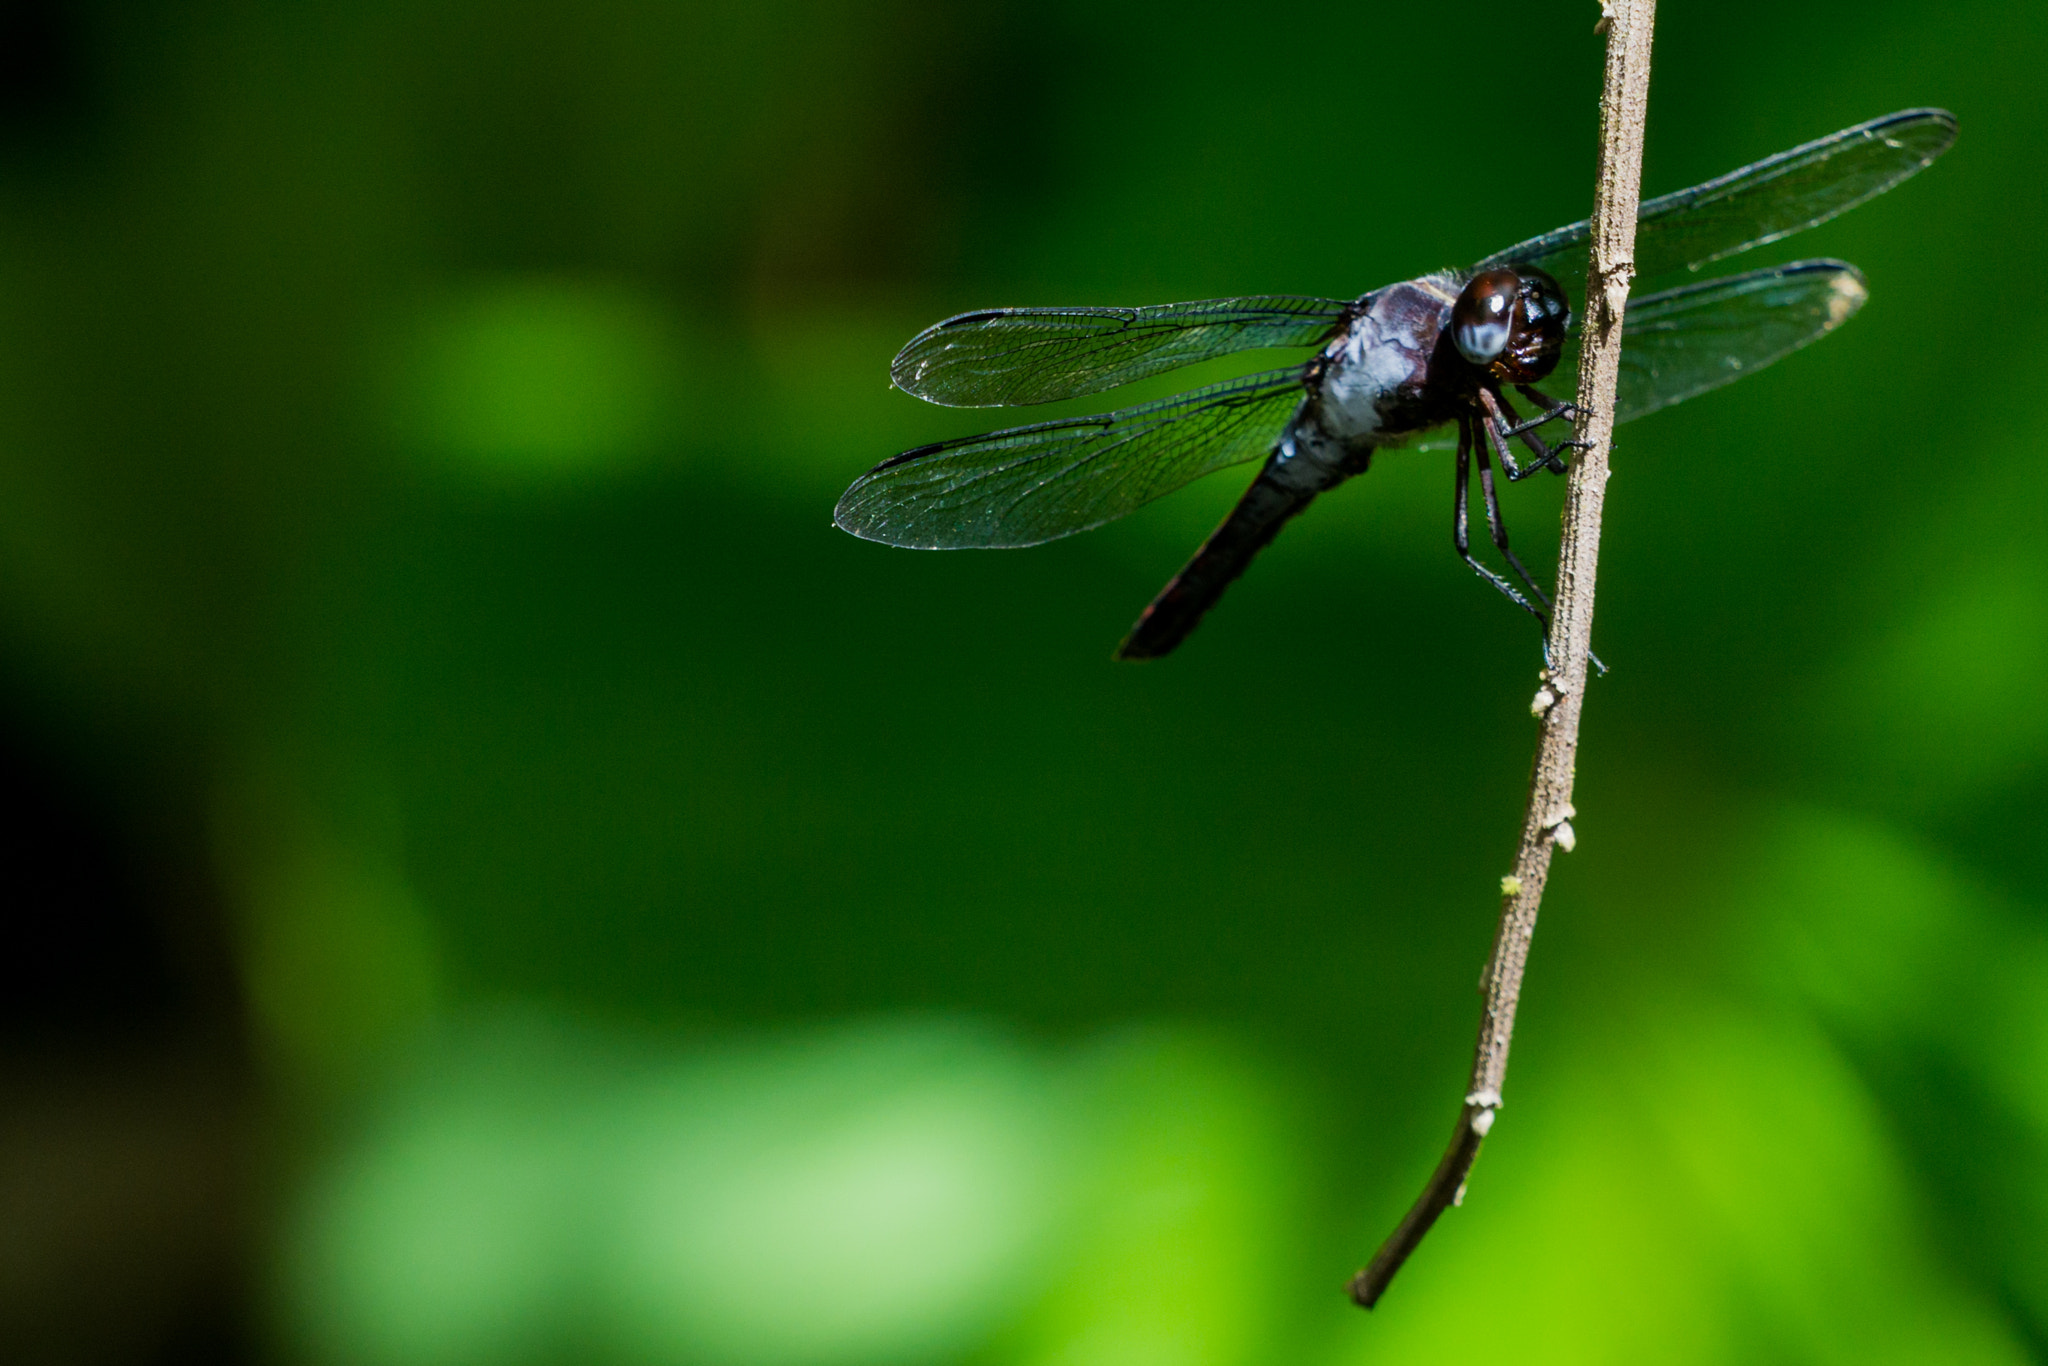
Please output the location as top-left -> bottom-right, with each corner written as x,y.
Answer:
1477,109 -> 1956,305
889,297 -> 1348,407
836,367 -> 1308,548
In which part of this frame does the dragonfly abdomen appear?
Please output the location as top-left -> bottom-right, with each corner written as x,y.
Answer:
1117,433 -> 1366,661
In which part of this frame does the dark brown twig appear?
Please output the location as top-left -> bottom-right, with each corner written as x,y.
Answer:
1349,0 -> 1657,1309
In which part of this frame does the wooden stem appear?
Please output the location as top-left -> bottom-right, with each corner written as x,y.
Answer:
1348,0 -> 1657,1310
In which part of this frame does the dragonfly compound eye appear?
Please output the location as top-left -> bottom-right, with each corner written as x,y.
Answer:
1495,265 -> 1571,384
1451,269 -> 1520,366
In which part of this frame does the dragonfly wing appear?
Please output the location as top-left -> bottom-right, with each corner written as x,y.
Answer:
1479,108 -> 1955,302
890,296 -> 1348,407
1541,260 -> 1869,426
837,367 -> 1308,548
1614,260 -> 1869,423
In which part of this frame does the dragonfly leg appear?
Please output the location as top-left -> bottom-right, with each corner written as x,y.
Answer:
1473,426 -> 1557,614
1491,389 -> 1586,478
1478,389 -> 1556,481
1479,411 -> 1610,675
1512,384 -> 1590,428
1480,424 -> 1610,675
1454,416 -> 1549,627
1455,419 -> 1604,672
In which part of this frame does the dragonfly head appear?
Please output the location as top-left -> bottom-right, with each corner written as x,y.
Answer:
1450,266 -> 1571,384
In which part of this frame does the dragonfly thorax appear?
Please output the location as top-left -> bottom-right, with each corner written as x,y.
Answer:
1307,275 -> 1462,450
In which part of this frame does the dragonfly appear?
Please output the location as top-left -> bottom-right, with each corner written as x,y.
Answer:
835,109 -> 1956,660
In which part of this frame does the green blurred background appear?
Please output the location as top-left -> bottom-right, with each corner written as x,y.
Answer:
3,1 -> 2045,1363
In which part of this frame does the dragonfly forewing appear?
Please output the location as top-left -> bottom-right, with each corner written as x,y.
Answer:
890,297 -> 1347,407
1479,108 -> 1956,304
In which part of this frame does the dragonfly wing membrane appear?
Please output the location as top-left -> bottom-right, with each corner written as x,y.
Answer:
1615,260 -> 1869,423
891,296 -> 1348,407
1542,260 -> 1870,425
836,367 -> 1308,549
1479,108 -> 1955,302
